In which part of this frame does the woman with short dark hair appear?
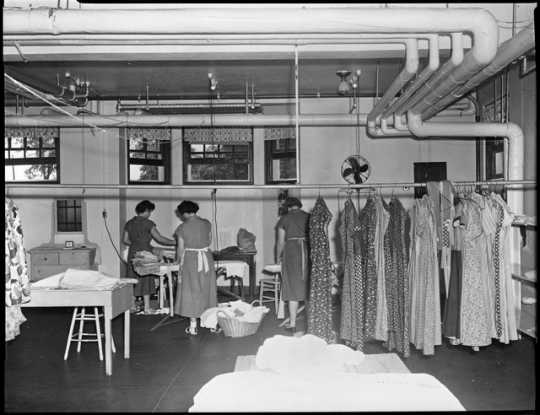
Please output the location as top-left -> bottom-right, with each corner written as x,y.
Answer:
123,200 -> 175,314
174,200 -> 217,335
275,197 -> 310,333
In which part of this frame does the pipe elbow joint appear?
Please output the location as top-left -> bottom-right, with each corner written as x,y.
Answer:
471,10 -> 499,64
406,111 -> 424,137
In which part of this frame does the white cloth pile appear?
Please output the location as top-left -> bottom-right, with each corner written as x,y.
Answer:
31,268 -> 138,290
255,334 -> 365,375
200,300 -> 269,330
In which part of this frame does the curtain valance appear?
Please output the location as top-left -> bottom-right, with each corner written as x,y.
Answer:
183,128 -> 252,144
126,128 -> 171,141
264,127 -> 296,140
5,127 -> 59,140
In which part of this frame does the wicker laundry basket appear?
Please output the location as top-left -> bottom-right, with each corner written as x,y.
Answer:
217,308 -> 266,338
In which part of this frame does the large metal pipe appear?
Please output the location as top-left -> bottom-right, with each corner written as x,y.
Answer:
422,23 -> 535,120
396,33 -> 464,117
380,34 -> 440,121
2,7 -> 498,38
367,38 -> 418,127
3,113 -> 370,128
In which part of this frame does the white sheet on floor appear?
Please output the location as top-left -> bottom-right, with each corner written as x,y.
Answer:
30,268 -> 137,290
189,371 -> 465,412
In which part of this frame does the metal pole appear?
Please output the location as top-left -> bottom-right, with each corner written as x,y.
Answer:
4,180 -> 536,191
294,45 -> 300,184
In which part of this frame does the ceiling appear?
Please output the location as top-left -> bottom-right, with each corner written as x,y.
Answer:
4,58 -> 420,104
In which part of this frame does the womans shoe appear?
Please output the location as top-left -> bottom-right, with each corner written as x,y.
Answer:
185,326 -> 198,336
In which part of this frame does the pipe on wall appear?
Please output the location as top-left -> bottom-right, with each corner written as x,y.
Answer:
422,22 -> 535,120
367,38 -> 419,127
3,113 -> 370,128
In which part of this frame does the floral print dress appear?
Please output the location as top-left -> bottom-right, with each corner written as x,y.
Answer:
307,197 -> 336,344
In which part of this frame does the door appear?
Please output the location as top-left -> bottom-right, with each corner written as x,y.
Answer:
414,162 -> 447,199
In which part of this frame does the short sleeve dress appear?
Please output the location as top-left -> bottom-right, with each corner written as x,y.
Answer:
124,216 -> 156,296
174,216 -> 217,318
277,209 -> 310,301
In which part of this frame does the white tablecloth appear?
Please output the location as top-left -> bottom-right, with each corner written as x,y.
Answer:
215,260 -> 249,287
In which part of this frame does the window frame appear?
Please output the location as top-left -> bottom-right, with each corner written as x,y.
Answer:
265,137 -> 298,184
126,129 -> 172,185
55,198 -> 84,234
4,129 -> 60,184
182,128 -> 254,185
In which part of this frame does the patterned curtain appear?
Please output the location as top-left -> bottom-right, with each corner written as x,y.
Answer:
5,199 -> 30,342
126,128 -> 171,141
183,128 -> 252,144
5,127 -> 59,140
264,127 -> 296,140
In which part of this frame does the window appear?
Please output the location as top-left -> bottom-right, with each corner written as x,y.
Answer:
5,127 -> 60,182
127,128 -> 171,184
264,128 -> 297,184
413,162 -> 447,199
183,128 -> 253,184
56,199 -> 83,232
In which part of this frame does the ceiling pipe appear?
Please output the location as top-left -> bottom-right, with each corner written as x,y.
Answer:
2,7 -> 498,38
3,113 -> 370,128
422,22 -> 535,120
367,38 -> 419,128
380,34 -> 439,122
396,32 -> 464,118
408,16 -> 499,118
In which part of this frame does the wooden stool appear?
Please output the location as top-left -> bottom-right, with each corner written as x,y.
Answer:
64,307 -> 116,361
257,264 -> 281,314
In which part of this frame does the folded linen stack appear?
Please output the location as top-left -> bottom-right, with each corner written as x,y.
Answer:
132,250 -> 161,276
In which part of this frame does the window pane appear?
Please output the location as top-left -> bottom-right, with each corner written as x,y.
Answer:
130,151 -> 146,159
42,135 -> 55,147
129,164 -> 165,182
4,137 -> 9,149
146,153 -> 162,160
188,162 -> 249,181
147,139 -> 160,152
191,144 -> 204,152
5,163 -> 57,182
27,135 -> 40,148
205,144 -> 219,152
26,150 -> 39,158
190,153 -> 204,159
274,157 -> 296,181
42,150 -> 56,158
5,150 -> 9,158
11,136 -> 24,148
10,150 -> 24,159
129,138 -> 144,150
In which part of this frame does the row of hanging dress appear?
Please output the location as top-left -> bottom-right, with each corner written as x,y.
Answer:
339,193 -> 411,356
5,199 -> 31,342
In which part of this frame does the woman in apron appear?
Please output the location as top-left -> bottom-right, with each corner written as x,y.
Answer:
174,200 -> 217,335
276,197 -> 310,333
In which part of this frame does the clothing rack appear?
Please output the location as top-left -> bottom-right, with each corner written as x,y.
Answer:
3,179 -> 536,191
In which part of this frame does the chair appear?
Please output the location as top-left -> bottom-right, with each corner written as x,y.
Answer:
64,307 -> 116,361
257,264 -> 281,314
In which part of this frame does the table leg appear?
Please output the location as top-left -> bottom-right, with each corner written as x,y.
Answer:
104,306 -> 113,376
168,271 -> 174,317
249,258 -> 255,301
124,310 -> 130,359
159,275 -> 164,310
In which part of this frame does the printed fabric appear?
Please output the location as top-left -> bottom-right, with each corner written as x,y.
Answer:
307,197 -> 336,344
384,197 -> 411,357
339,198 -> 364,350
459,195 -> 495,347
374,196 -> 390,342
5,199 -> 31,341
408,196 -> 441,355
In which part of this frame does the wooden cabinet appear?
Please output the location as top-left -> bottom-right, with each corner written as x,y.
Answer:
28,245 -> 97,282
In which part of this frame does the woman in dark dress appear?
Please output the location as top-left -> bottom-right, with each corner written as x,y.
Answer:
174,200 -> 217,335
276,197 -> 310,332
123,200 -> 176,314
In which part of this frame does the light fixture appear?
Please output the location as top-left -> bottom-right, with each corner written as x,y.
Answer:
208,73 -> 218,91
56,71 -> 90,107
336,70 -> 352,95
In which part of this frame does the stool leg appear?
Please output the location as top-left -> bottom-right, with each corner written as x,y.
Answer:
159,275 -> 164,310
168,272 -> 174,317
238,279 -> 244,298
77,308 -> 85,353
274,280 -> 279,312
94,307 -> 104,361
64,307 -> 78,360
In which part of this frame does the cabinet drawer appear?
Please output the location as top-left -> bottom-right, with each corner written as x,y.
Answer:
59,251 -> 91,265
31,253 -> 59,265
31,265 -> 69,282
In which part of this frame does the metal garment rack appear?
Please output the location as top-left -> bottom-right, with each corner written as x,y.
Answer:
3,179 -> 536,191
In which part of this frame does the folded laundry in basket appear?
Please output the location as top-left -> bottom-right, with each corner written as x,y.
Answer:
200,301 -> 269,329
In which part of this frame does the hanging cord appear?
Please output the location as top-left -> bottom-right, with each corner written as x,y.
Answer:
211,188 -> 220,253
102,211 -> 128,265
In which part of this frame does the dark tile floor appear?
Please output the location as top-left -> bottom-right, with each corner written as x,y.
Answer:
4,304 -> 536,412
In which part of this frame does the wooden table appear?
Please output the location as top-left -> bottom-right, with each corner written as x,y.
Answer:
214,250 -> 257,300
21,283 -> 133,376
